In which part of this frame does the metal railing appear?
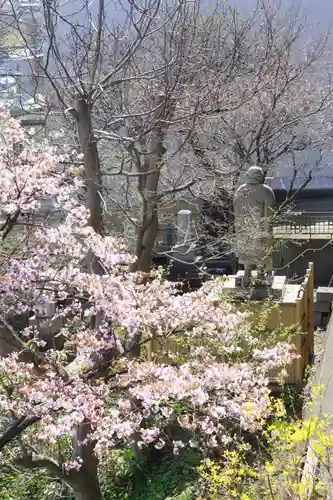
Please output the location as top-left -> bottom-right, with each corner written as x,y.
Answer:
274,211 -> 333,236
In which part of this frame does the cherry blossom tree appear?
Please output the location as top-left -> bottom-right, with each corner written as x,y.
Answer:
0,111 -> 295,499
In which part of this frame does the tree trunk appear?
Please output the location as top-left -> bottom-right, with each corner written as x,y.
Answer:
130,92 -> 175,273
134,207 -> 159,273
70,422 -> 103,500
14,450 -> 103,500
74,97 -> 104,236
132,133 -> 165,272
72,481 -> 103,500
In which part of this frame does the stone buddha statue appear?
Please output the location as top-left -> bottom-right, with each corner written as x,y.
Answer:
233,166 -> 276,287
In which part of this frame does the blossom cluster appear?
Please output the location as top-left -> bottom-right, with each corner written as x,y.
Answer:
0,111 -> 294,469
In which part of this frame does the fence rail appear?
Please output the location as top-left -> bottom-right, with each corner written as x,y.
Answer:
274,212 -> 333,237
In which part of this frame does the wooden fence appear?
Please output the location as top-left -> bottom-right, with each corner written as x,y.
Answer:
265,262 -> 314,387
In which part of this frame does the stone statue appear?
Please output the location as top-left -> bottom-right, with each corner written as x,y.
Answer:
233,166 -> 276,287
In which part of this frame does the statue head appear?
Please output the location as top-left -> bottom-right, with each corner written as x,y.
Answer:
245,166 -> 264,185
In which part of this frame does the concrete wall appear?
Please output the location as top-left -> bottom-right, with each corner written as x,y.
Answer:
273,193 -> 333,286
283,196 -> 333,212
274,239 -> 333,286
296,198 -> 333,212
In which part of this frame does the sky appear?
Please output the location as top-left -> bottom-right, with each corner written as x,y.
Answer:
230,0 -> 333,177
58,0 -> 333,44
232,0 -> 333,34
49,0 -> 333,178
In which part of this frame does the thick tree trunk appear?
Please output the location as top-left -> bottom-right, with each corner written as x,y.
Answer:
132,132 -> 165,273
74,97 -> 104,236
134,208 -> 159,273
70,422 -> 103,500
129,91 -> 175,274
73,481 -> 103,500
14,450 -> 103,500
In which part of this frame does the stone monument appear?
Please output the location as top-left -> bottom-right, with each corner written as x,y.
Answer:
169,209 -> 201,291
176,209 -> 192,247
233,165 -> 276,287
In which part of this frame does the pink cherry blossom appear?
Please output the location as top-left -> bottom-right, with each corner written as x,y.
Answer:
0,111 -> 295,476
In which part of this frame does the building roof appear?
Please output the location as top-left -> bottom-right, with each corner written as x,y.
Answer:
266,176 -> 333,191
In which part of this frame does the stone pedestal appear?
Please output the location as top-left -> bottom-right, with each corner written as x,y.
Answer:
230,271 -> 285,300
314,288 -> 333,327
169,209 -> 201,290
124,218 -> 139,252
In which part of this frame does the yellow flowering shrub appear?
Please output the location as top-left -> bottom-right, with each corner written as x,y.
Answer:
197,386 -> 333,499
